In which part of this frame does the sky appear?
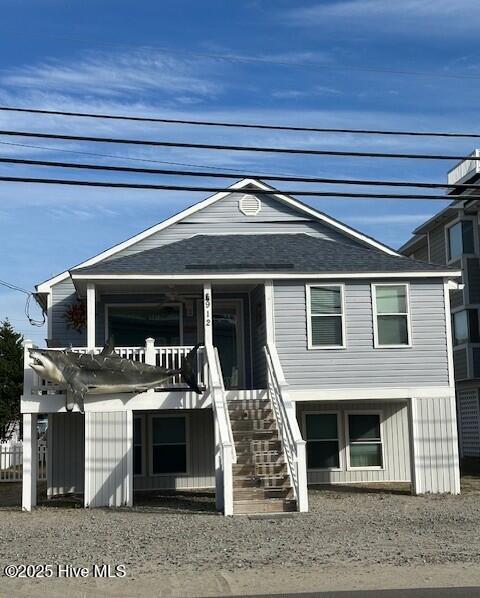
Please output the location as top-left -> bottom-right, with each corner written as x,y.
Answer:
1,0 -> 480,343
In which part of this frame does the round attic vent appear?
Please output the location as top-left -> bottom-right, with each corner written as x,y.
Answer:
239,194 -> 262,216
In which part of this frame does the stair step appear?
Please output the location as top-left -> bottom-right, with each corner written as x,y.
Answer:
236,451 -> 284,466
230,419 -> 276,432
233,462 -> 287,475
235,440 -> 282,453
228,399 -> 271,411
233,475 -> 290,488
229,409 -> 273,421
233,499 -> 297,515
233,430 -> 279,442
233,486 -> 293,500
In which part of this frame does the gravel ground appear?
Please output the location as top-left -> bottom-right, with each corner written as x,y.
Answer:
1,479 -> 480,577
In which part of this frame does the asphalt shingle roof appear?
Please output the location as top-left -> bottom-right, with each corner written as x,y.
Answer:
73,234 -> 454,276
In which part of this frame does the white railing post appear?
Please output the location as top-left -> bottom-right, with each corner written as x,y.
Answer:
296,440 -> 309,512
144,337 -> 156,366
86,283 -> 96,351
22,340 -> 34,401
22,414 -> 37,511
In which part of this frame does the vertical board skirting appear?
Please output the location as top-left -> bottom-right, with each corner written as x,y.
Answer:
410,396 -> 460,495
84,411 -> 131,507
48,413 -> 85,496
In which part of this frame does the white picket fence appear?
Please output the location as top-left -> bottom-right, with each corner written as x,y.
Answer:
0,442 -> 47,482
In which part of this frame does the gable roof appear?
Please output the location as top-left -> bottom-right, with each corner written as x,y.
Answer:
38,178 -> 401,292
72,233 -> 457,280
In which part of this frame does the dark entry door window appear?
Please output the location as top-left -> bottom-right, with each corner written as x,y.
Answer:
107,304 -> 182,346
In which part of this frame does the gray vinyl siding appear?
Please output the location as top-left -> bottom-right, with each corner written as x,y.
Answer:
85,411 -> 131,507
134,409 -> 214,490
50,279 -> 86,347
428,224 -> 447,265
250,285 -> 267,388
106,192 -> 364,260
296,401 -> 411,483
274,279 -> 449,389
47,413 -> 84,496
412,396 -> 459,494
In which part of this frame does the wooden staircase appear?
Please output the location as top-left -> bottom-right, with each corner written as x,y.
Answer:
227,391 -> 297,515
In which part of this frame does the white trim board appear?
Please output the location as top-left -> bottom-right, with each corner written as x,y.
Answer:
37,178 -> 401,292
71,270 -> 461,282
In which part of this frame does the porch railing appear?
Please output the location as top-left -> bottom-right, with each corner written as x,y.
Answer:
23,339 -> 205,399
205,344 -> 236,516
264,343 -> 308,512
0,442 -> 47,482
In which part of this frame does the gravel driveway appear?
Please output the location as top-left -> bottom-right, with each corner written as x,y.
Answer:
1,479 -> 480,578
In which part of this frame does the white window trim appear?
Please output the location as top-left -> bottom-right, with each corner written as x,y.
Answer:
345,410 -> 385,472
445,216 -> 477,265
306,283 -> 346,350
104,302 -> 184,346
302,410 -> 343,472
133,413 -> 146,478
372,283 -> 412,349
148,413 -> 190,477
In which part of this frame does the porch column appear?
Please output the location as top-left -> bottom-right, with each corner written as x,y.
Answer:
264,279 -> 275,345
22,413 -> 38,511
86,282 -> 96,350
203,282 -> 213,347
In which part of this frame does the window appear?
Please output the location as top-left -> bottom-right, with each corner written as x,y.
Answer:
107,304 -> 182,346
150,416 -> 187,475
347,413 -> 383,469
447,220 -> 474,261
307,285 -> 345,348
373,284 -> 410,347
453,309 -> 480,346
305,413 -> 340,469
133,415 -> 144,476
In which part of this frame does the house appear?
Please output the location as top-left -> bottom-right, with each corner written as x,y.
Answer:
21,178 -> 462,515
400,151 -> 480,461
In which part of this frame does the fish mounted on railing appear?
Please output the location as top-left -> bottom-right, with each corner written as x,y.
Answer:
28,339 -> 203,412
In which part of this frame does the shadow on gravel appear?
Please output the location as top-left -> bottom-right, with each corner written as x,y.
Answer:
132,489 -> 217,514
309,483 -> 412,496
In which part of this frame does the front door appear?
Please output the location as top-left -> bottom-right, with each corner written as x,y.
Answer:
213,300 -> 244,389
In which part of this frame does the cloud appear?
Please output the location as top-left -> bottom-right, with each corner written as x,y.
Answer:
346,213 -> 434,225
272,85 -> 342,99
283,0 -> 480,34
1,49 -> 222,99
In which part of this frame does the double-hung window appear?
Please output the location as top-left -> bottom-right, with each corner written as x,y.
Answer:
373,284 -> 411,347
347,413 -> 383,469
150,415 -> 187,475
452,309 -> 480,346
447,220 -> 474,262
305,413 -> 340,469
307,285 -> 345,348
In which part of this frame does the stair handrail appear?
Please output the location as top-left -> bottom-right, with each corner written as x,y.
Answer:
204,344 -> 236,515
264,342 -> 308,512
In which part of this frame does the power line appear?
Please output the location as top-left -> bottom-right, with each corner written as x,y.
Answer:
1,129 -> 480,162
0,175 -> 467,200
0,279 -> 45,327
12,33 -> 480,82
1,105 -> 480,139
0,155 -> 479,191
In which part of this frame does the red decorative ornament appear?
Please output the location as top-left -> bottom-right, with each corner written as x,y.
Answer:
63,301 -> 87,333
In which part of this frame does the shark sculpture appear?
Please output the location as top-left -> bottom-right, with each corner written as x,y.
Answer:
29,339 -> 203,411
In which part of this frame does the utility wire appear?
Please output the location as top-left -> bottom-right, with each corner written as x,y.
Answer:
11,33 -> 480,82
1,105 -> 480,139
0,279 -> 45,327
0,175 -> 467,200
0,155 -> 478,192
0,129 -> 479,161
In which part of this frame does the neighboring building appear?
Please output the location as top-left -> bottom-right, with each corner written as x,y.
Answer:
400,151 -> 480,460
21,178 -> 461,515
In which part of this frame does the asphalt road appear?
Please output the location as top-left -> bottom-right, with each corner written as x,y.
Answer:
226,589 -> 480,598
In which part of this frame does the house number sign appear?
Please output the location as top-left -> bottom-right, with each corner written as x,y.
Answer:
204,291 -> 211,327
